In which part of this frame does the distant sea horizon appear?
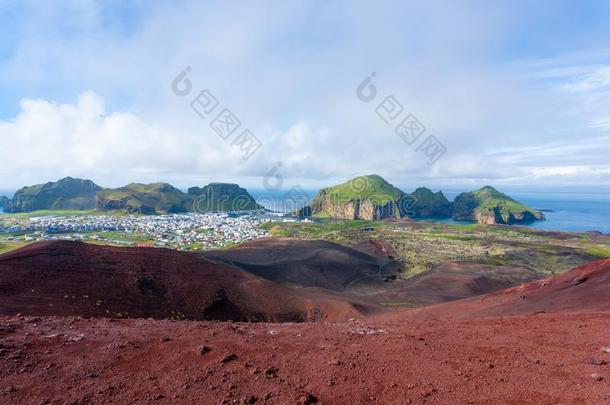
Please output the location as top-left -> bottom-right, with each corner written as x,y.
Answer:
249,189 -> 610,234
1,188 -> 608,234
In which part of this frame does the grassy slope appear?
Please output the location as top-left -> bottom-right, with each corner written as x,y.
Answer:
261,220 -> 610,276
190,184 -> 260,211
474,186 -> 539,220
322,175 -> 404,204
15,184 -> 44,196
8,178 -> 102,213
0,210 -> 129,218
96,183 -> 189,213
409,187 -> 451,216
309,175 -> 405,219
0,240 -> 30,254
261,219 -> 380,239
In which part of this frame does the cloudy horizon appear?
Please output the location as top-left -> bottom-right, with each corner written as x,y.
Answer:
1,1 -> 610,193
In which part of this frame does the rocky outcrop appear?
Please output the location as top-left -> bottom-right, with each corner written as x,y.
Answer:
301,179 -> 545,225
0,196 -> 9,211
7,177 -> 102,213
299,176 -> 457,220
299,175 -> 404,220
95,195 -> 158,215
452,186 -> 544,225
473,208 -> 543,225
452,192 -> 479,221
3,178 -> 263,215
188,183 -> 261,212
303,193 -> 400,220
95,183 -> 191,214
409,187 -> 452,218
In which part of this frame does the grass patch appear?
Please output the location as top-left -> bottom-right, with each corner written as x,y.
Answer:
261,220 -> 381,239
379,302 -> 414,307
581,244 -> 610,258
0,241 -> 29,254
93,231 -> 151,242
446,223 -> 480,232
416,232 -> 480,242
0,209 -> 132,218
0,209 -> 96,218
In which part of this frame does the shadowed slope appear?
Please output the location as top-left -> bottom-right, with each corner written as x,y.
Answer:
403,258 -> 610,319
201,237 -> 402,293
203,238 -> 548,307
370,261 -> 540,307
0,241 -> 370,322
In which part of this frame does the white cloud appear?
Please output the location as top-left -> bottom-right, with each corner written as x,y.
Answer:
1,1 -> 610,191
0,91 -> 200,187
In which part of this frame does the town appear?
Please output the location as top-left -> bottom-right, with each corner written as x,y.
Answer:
0,212 -> 274,250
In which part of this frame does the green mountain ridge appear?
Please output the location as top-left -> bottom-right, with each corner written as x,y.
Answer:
409,187 -> 452,218
3,178 -> 261,215
0,196 -> 10,210
299,175 -> 543,225
452,186 -> 544,224
7,177 -> 102,213
299,175 -> 406,220
96,183 -> 192,214
3,175 -> 545,225
189,183 -> 262,212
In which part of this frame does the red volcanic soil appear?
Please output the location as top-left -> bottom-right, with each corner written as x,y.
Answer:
1,244 -> 610,403
371,261 -> 539,307
0,313 -> 608,404
405,258 -> 610,319
202,238 -> 541,307
202,238 -> 402,293
0,241 -> 370,322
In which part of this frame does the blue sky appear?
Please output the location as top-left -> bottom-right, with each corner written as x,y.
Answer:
1,0 -> 610,192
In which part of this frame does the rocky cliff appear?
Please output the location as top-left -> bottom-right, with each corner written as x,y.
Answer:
299,175 -> 404,220
409,187 -> 452,218
452,186 -> 544,225
0,196 -> 9,211
3,177 -> 263,215
7,177 -> 102,213
95,183 -> 192,214
302,194 -> 400,220
1,177 -> 545,224
188,183 -> 261,212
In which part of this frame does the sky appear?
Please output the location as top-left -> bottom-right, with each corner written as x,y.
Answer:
1,0 -> 610,193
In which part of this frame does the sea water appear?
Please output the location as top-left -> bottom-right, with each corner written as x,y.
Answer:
509,192 -> 610,234
251,189 -> 610,234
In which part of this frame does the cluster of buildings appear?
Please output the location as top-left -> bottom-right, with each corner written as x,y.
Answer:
0,213 -> 271,250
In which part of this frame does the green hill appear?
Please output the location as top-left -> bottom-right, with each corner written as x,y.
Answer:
7,177 -> 102,213
320,174 -> 404,205
299,178 -> 544,225
300,175 -> 405,220
409,187 -> 452,218
0,196 -> 9,211
3,177 -> 262,215
96,183 -> 192,214
188,183 -> 261,212
1,177 -> 544,225
452,186 -> 544,224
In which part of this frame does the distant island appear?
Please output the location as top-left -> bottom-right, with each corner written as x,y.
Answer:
298,174 -> 544,225
0,196 -> 10,211
0,175 -> 545,225
452,185 -> 544,224
1,177 -> 261,215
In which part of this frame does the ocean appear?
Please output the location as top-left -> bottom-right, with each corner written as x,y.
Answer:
503,192 -> 610,234
1,188 -> 608,234
250,189 -> 610,234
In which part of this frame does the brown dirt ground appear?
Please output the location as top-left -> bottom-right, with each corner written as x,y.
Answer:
1,245 -> 610,404
0,241 -> 374,322
0,312 -> 608,404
